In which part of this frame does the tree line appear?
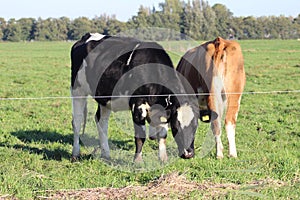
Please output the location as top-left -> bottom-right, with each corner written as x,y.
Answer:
1,0 -> 300,42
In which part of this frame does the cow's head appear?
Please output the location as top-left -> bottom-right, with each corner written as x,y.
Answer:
146,104 -> 171,127
133,96 -> 200,159
169,99 -> 199,159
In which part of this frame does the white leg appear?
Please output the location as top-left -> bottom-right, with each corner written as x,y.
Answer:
215,134 -> 224,159
71,97 -> 87,159
226,123 -> 237,157
95,105 -> 111,159
211,118 -> 224,159
159,138 -> 168,162
158,124 -> 168,162
209,76 -> 226,159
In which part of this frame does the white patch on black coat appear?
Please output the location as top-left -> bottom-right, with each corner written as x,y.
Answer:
177,103 -> 194,129
138,103 -> 150,118
85,33 -> 105,43
73,59 -> 92,95
127,43 -> 140,66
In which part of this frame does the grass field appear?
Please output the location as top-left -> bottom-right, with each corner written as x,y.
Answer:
0,40 -> 299,199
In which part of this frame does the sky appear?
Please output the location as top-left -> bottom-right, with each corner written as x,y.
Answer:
0,0 -> 299,22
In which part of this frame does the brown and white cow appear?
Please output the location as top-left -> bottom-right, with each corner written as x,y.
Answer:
177,37 -> 246,158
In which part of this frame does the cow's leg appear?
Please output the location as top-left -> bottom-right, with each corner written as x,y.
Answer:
208,77 -> 225,159
211,116 -> 224,159
134,123 -> 146,162
158,124 -> 168,162
82,102 -> 87,134
95,104 -> 111,159
71,96 -> 87,160
150,124 -> 168,162
225,94 -> 242,158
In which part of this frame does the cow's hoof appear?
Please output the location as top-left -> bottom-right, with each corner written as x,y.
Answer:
71,156 -> 79,162
159,154 -> 168,163
100,154 -> 111,161
91,147 -> 100,155
229,154 -> 237,158
134,153 -> 143,163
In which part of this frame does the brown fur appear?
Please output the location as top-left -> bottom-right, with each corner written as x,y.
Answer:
177,37 -> 246,158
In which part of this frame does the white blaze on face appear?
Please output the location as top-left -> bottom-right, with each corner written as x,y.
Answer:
177,103 -> 194,129
138,103 -> 150,118
85,33 -> 106,43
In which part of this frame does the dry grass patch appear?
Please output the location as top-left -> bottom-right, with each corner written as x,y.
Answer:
42,172 -> 296,200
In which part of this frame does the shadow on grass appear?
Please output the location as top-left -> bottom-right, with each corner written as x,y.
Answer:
109,139 -> 134,151
1,130 -> 74,161
0,142 -> 70,161
11,130 -> 73,144
4,130 -> 134,161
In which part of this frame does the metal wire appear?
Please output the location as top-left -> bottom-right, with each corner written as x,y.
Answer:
1,90 -> 299,101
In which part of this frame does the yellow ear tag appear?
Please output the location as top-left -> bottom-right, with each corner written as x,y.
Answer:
160,117 -> 167,123
202,115 -> 210,122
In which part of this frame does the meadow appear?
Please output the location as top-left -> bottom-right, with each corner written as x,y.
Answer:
0,39 -> 299,199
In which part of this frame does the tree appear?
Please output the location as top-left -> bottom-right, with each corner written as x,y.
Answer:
148,8 -> 164,28
104,18 -> 127,35
33,18 -> 62,41
69,17 -> 93,40
131,6 -> 150,28
256,17 -> 272,39
159,0 -> 183,32
212,4 -> 233,38
17,18 -> 35,41
231,17 -> 244,39
275,15 -> 294,39
242,16 -> 258,39
3,18 -> 22,42
0,18 -> 6,40
293,14 -> 300,38
56,17 -> 71,40
180,0 -> 192,39
91,15 -> 107,34
188,0 -> 205,40
201,0 -> 217,40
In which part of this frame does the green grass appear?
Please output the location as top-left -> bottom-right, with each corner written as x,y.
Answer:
0,40 -> 299,199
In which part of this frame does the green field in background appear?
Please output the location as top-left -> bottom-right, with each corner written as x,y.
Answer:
0,40 -> 299,199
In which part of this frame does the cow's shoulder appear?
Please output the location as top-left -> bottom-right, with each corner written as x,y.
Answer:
72,33 -> 111,54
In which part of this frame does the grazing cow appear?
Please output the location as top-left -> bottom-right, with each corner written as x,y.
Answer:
71,33 -> 199,162
176,37 -> 246,159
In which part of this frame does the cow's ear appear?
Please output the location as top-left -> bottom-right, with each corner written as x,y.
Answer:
199,110 -> 218,123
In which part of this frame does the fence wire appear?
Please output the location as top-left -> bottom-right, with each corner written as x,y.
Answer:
0,90 -> 300,101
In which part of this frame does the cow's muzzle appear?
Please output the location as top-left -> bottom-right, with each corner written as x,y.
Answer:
180,148 -> 194,159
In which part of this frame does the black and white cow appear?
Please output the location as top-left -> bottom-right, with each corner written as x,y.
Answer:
71,33 -> 199,162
